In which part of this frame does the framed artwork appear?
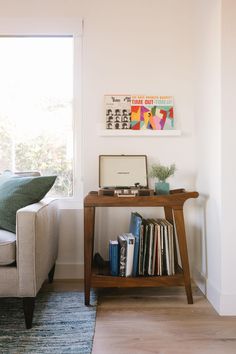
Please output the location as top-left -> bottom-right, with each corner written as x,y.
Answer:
104,95 -> 174,130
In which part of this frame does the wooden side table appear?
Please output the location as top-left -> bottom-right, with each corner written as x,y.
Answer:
84,189 -> 199,305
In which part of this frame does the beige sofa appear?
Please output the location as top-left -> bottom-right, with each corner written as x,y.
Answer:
0,198 -> 59,328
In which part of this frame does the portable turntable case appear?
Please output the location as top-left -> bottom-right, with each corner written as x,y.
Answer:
99,155 -> 148,188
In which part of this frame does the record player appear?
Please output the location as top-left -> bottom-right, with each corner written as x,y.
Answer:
98,155 -> 154,197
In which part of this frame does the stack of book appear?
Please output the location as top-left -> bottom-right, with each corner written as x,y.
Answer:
109,212 -> 176,277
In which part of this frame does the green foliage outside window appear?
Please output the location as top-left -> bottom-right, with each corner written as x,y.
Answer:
0,119 -> 73,197
15,136 -> 73,196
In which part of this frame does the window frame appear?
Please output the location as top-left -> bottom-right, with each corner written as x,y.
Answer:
0,17 -> 84,209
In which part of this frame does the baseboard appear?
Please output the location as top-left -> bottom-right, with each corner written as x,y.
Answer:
218,293 -> 236,315
189,270 -> 236,315
192,267 -> 223,314
205,278 -> 221,314
192,267 -> 206,295
204,279 -> 236,315
54,262 -> 84,279
207,279 -> 236,315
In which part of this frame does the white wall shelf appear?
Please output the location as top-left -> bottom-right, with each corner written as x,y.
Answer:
99,129 -> 181,137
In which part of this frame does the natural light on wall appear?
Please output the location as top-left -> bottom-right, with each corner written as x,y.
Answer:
0,37 -> 73,197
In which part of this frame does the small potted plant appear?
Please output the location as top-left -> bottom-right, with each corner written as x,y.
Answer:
149,163 -> 176,195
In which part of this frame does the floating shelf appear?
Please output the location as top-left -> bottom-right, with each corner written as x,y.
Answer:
99,129 -> 181,137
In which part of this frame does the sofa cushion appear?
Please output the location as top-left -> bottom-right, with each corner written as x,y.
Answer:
0,230 -> 16,265
0,176 -> 57,233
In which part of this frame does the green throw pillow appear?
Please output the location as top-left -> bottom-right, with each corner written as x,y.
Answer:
0,176 -> 57,233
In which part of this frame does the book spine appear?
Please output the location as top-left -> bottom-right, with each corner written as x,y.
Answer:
125,234 -> 135,277
159,220 -> 170,275
109,242 -> 112,275
132,235 -> 139,276
151,223 -> 157,275
129,213 -> 142,276
156,222 -> 160,275
160,223 -> 164,275
147,223 -> 154,275
168,222 -> 175,275
111,242 -> 119,276
144,224 -> 150,275
118,235 -> 127,277
138,224 -> 144,275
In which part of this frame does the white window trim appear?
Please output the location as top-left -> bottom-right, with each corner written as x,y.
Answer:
0,17 -> 84,209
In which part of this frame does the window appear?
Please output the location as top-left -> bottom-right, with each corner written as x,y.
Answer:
0,37 -> 74,197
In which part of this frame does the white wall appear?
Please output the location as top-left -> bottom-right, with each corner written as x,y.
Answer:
194,0 -> 222,311
221,0 -> 236,314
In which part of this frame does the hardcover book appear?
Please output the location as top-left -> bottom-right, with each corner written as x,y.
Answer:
109,240 -> 119,276
124,233 -> 135,277
163,219 -> 175,275
160,220 -> 170,275
138,224 -> 145,275
149,219 -> 158,275
146,220 -> 154,275
156,220 -> 164,275
156,221 -> 162,275
118,235 -> 127,277
153,221 -> 161,275
129,212 -> 142,276
143,223 -> 150,275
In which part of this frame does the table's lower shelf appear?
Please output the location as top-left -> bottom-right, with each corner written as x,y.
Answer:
91,265 -> 185,288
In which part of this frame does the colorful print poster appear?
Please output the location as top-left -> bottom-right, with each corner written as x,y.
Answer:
104,95 -> 174,130
130,96 -> 174,130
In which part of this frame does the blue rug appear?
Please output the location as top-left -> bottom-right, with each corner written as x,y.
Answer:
0,291 -> 97,354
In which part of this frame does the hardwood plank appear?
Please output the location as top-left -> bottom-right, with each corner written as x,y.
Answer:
92,286 -> 236,354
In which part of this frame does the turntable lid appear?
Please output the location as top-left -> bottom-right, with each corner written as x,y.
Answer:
99,155 -> 148,188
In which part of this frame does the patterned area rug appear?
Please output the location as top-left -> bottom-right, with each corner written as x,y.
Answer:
0,291 -> 97,354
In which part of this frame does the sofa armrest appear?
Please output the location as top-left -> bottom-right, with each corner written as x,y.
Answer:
16,198 -> 59,297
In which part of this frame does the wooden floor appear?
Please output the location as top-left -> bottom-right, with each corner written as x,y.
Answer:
43,281 -> 236,354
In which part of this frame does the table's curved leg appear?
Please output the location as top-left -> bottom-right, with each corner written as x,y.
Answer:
173,207 -> 193,304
